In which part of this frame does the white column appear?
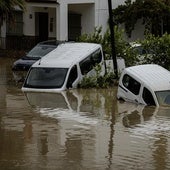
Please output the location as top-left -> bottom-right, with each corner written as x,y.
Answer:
94,0 -> 108,34
56,1 -> 68,41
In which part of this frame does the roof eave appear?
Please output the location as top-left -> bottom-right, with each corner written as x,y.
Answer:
26,0 -> 59,4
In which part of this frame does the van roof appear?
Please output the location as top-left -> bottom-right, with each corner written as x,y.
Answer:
124,64 -> 170,91
32,42 -> 101,68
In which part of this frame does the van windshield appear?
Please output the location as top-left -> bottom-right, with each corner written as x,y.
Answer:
24,67 -> 68,88
155,90 -> 170,106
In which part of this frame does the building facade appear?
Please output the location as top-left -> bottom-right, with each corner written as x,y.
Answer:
1,0 -> 135,49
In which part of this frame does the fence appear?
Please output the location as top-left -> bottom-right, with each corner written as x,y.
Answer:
0,36 -> 40,50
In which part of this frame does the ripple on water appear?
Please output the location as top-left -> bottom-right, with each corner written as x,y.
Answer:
38,108 -> 99,126
129,117 -> 170,138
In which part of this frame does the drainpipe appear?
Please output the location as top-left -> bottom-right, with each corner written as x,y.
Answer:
108,0 -> 118,79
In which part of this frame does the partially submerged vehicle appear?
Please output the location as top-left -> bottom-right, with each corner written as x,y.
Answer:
22,42 -> 106,92
117,64 -> 170,107
130,42 -> 153,65
12,40 -> 63,71
12,40 -> 63,82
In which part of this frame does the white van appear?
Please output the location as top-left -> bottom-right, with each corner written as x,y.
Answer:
22,42 -> 106,92
117,64 -> 170,107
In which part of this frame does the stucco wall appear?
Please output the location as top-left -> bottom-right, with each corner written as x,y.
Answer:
68,4 -> 95,35
23,6 -> 35,36
23,4 -> 56,38
22,0 -> 144,41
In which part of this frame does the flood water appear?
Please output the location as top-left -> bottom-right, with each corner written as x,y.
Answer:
0,57 -> 170,170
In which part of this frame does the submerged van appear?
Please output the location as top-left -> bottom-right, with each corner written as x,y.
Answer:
117,64 -> 170,107
22,42 -> 106,92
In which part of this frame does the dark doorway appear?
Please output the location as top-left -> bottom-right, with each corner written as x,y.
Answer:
35,12 -> 48,42
68,13 -> 81,41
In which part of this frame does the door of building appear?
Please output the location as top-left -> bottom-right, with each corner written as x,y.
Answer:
68,13 -> 81,41
35,12 -> 48,42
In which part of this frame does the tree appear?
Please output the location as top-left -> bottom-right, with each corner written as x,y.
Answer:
77,27 -> 137,66
0,0 -> 25,27
77,26 -> 128,60
140,33 -> 170,70
113,0 -> 170,37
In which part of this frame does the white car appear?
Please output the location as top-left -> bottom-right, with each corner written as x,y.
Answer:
117,64 -> 170,107
130,42 -> 153,65
22,42 -> 106,92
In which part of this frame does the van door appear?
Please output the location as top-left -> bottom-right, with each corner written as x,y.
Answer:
79,48 -> 105,77
66,65 -> 78,89
141,87 -> 156,106
118,74 -> 141,103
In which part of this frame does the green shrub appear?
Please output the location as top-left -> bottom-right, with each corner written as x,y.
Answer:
77,26 -> 141,88
78,71 -> 116,88
77,26 -> 137,66
140,33 -> 170,69
78,62 -> 116,88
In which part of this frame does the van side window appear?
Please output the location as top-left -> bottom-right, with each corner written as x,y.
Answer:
91,49 -> 102,65
142,87 -> 156,106
80,56 -> 93,75
66,65 -> 78,88
79,49 -> 102,75
122,74 -> 141,95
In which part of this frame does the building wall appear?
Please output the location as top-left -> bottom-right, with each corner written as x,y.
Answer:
57,0 -> 96,40
23,6 -> 35,36
68,4 -> 95,35
94,0 -> 126,34
95,0 -> 146,42
24,0 -> 127,41
14,0 -> 145,40
23,5 -> 56,38
0,0 -> 146,49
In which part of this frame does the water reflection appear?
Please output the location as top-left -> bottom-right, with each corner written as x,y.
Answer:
24,89 -> 118,169
118,104 -> 170,170
23,89 -> 170,170
118,102 -> 156,127
24,89 -> 117,125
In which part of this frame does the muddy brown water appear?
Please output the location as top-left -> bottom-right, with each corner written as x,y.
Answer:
0,57 -> 170,170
